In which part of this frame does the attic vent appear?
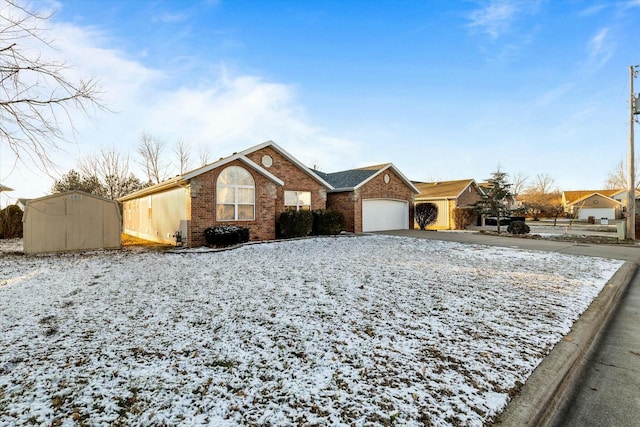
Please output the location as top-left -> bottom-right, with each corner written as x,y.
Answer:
69,194 -> 82,201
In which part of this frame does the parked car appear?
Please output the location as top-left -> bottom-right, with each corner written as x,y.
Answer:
485,216 -> 525,226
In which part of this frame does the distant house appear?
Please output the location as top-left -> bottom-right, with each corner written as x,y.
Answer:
610,189 -> 640,215
119,141 -> 417,246
413,179 -> 484,229
562,190 -> 622,220
23,191 -> 121,254
315,164 -> 419,233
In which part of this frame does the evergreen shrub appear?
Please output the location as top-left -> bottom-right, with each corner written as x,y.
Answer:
204,226 -> 250,247
312,209 -> 344,235
279,210 -> 313,239
507,220 -> 530,235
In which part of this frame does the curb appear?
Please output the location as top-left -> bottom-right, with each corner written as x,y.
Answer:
494,261 -> 638,426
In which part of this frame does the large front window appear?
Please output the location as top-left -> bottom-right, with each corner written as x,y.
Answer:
216,166 -> 255,220
285,191 -> 311,211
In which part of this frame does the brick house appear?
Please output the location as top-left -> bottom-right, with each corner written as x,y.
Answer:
413,179 -> 484,230
315,164 -> 419,233
119,141 -> 418,246
119,141 -> 332,246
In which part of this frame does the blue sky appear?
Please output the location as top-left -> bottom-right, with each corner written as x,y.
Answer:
1,0 -> 640,201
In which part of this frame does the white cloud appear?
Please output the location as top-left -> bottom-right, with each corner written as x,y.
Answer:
587,27 -> 614,68
468,0 -> 518,39
0,9 -> 359,199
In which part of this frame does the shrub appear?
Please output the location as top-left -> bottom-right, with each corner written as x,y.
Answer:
507,220 -> 530,235
453,207 -> 477,230
0,205 -> 23,239
203,226 -> 250,247
279,210 -> 313,239
415,203 -> 438,230
312,209 -> 344,235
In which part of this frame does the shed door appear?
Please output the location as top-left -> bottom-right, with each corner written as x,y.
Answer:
362,199 -> 409,232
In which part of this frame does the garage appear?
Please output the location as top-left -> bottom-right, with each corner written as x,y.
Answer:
362,199 -> 409,232
577,208 -> 616,220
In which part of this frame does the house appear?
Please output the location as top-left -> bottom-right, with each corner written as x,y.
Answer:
315,164 -> 419,233
119,141 -> 333,246
23,191 -> 121,254
562,190 -> 622,220
413,179 -> 484,230
610,189 -> 640,215
119,142 -> 419,246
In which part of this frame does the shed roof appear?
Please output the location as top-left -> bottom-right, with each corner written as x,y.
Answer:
413,179 -> 478,199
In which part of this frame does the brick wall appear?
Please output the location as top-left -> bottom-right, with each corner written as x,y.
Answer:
188,159 -> 277,245
187,149 -> 329,246
245,146 -> 327,214
327,192 -> 357,232
327,168 -> 415,233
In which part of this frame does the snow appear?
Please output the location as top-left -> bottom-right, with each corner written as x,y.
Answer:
0,235 -> 623,426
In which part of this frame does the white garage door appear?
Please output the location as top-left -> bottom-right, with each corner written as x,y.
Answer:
578,208 -> 615,220
362,199 -> 409,232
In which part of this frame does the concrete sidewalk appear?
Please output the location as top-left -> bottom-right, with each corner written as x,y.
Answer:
377,229 -> 640,426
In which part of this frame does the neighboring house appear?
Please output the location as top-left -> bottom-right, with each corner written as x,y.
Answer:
562,190 -> 622,220
0,183 -> 13,192
119,141 -> 333,246
315,164 -> 419,233
610,189 -> 640,215
23,191 -> 121,254
413,179 -> 484,230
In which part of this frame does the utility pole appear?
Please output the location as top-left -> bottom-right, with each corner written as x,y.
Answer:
627,65 -> 639,240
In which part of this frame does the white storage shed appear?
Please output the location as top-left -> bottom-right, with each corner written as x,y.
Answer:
23,191 -> 121,254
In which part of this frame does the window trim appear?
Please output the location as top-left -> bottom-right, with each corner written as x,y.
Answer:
216,166 -> 256,221
285,190 -> 312,211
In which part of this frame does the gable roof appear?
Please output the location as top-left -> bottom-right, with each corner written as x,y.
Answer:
316,164 -> 419,193
562,189 -> 620,204
119,141 -> 332,202
238,141 -> 334,189
567,192 -> 622,206
413,179 -> 479,199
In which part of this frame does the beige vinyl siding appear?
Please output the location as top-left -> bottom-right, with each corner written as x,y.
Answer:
122,187 -> 188,244
415,199 -> 451,230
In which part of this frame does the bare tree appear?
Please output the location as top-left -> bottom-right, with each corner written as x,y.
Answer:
605,160 -> 639,190
138,133 -> 168,184
528,173 -> 556,194
510,172 -> 528,197
78,147 -> 144,199
198,144 -> 211,166
174,140 -> 191,175
0,1 -> 102,172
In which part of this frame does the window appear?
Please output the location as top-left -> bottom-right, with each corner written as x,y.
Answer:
216,166 -> 255,220
285,191 -> 311,211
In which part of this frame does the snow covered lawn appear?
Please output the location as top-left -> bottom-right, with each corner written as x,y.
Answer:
0,235 -> 623,426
